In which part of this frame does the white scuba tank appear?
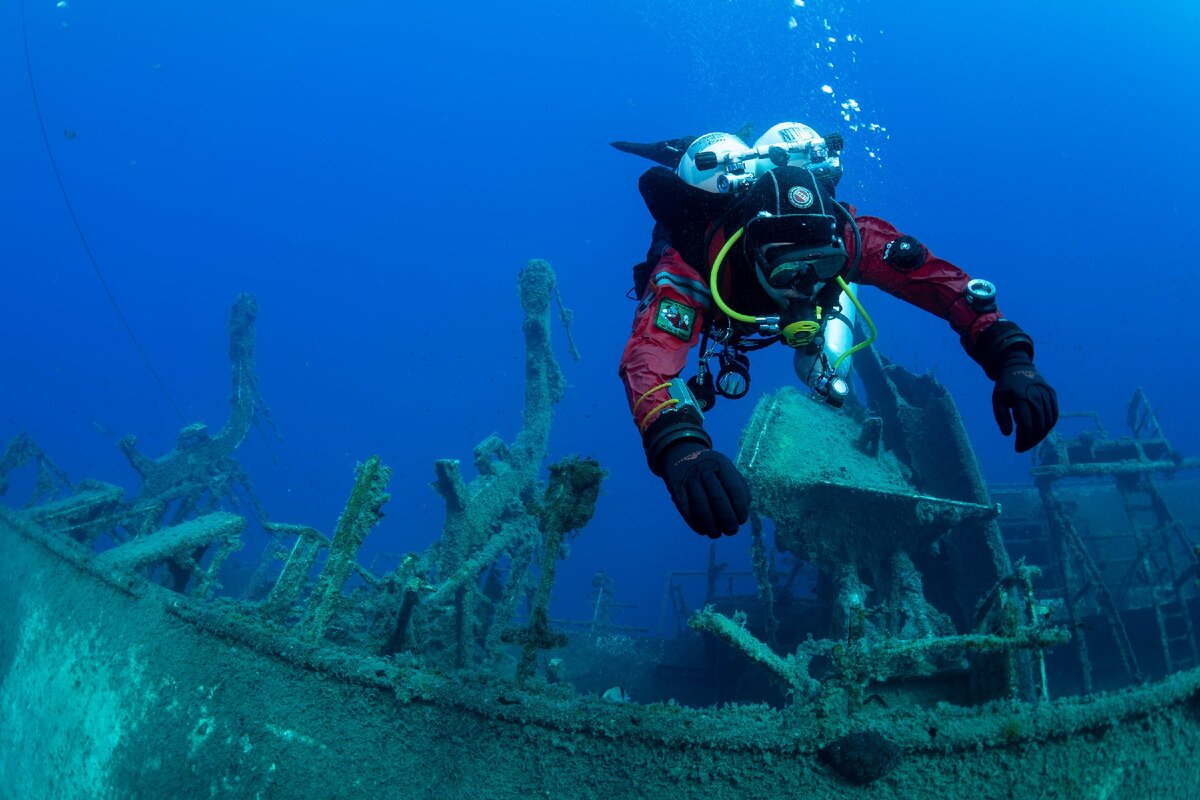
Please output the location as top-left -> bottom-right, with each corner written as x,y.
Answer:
793,284 -> 858,405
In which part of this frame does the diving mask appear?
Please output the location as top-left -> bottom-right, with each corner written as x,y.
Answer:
745,211 -> 847,291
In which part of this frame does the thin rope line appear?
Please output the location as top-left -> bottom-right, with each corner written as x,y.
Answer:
20,0 -> 185,422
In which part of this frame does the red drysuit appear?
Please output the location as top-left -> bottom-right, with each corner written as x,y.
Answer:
619,212 -> 1003,433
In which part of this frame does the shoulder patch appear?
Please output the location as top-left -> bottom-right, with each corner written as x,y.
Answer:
654,298 -> 697,341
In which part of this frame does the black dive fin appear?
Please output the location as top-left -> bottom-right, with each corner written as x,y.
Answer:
610,137 -> 695,169
612,125 -> 753,169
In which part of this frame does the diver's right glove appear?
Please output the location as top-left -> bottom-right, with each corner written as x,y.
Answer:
991,350 -> 1058,453
964,319 -> 1059,453
659,442 -> 751,538
643,403 -> 750,538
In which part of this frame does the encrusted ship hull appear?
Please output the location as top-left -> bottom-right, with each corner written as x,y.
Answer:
5,510 -> 1200,799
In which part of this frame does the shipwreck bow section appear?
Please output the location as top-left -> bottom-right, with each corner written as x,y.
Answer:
720,342 -> 1061,713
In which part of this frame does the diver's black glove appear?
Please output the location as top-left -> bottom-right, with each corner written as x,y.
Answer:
660,441 -> 751,538
965,320 -> 1059,453
992,351 -> 1059,453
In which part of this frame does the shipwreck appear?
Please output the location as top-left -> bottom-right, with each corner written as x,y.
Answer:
3,259 -> 1200,799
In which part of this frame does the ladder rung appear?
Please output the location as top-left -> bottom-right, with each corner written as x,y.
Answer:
1088,534 -> 1144,543
1070,587 -> 1095,604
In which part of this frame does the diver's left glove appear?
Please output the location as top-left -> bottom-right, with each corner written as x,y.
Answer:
965,320 -> 1059,453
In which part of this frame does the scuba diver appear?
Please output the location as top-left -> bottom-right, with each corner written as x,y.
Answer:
614,123 -> 1059,539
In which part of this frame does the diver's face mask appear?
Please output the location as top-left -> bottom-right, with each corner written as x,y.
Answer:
745,211 -> 848,297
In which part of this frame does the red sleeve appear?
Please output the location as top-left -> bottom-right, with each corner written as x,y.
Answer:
618,248 -> 710,432
850,215 -> 1001,345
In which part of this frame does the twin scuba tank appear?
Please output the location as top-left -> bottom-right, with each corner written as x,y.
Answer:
679,123 -> 864,409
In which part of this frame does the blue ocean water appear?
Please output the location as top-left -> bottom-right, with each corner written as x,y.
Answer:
3,0 -> 1199,630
